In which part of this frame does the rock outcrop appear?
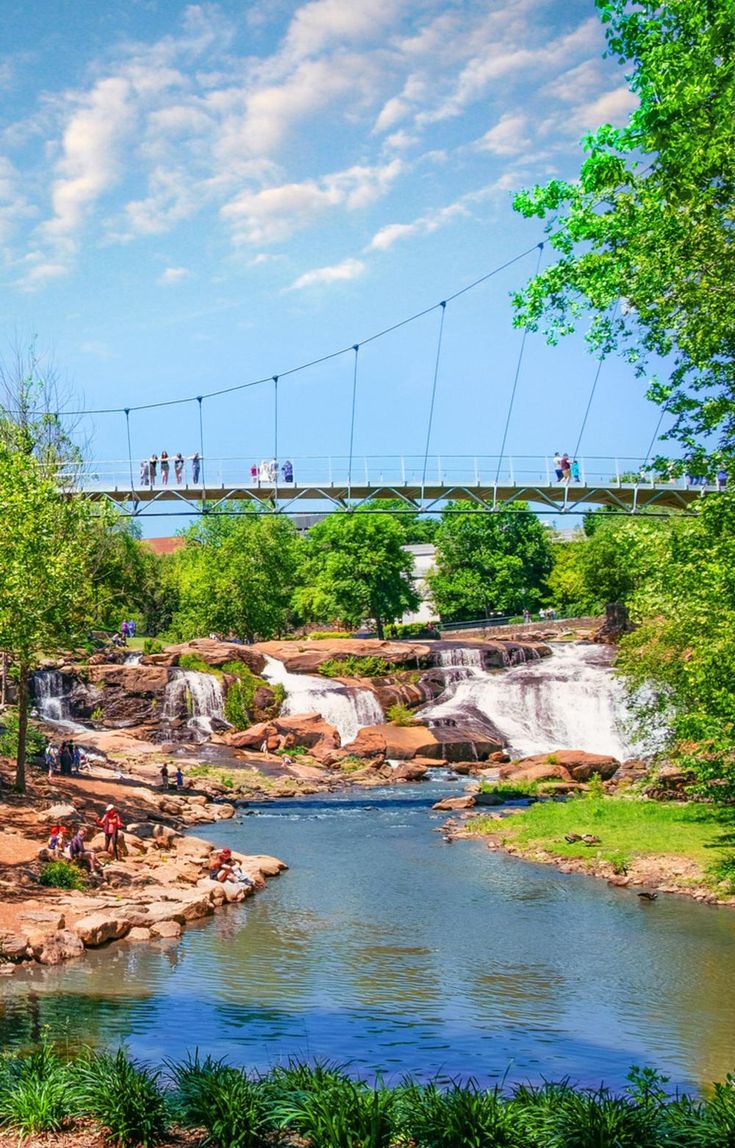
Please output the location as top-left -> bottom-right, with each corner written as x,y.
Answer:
224,713 -> 340,757
500,750 -> 621,783
160,638 -> 266,674
255,638 -> 432,674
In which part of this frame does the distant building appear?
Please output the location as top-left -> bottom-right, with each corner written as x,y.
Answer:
402,543 -> 436,624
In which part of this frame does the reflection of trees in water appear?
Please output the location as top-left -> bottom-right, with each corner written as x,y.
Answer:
0,992 -> 138,1051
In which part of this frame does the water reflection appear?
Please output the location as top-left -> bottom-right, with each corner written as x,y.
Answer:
2,780 -> 735,1089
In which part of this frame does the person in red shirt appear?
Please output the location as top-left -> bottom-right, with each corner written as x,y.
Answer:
97,804 -> 123,860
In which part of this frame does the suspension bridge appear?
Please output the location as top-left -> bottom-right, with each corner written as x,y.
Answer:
37,244 -> 721,519
70,454 -> 714,517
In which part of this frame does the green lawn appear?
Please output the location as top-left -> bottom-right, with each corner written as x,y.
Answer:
469,796 -> 735,871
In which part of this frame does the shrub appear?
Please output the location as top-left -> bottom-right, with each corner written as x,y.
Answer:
0,1042 -> 74,1136
386,702 -> 416,726
179,653 -> 216,674
478,781 -> 539,800
271,1074 -> 396,1148
39,860 -> 87,890
586,773 -> 606,799
72,1048 -> 168,1147
320,656 -> 392,678
0,709 -> 46,759
169,1054 -> 277,1148
708,853 -> 735,893
143,638 -> 164,654
544,1087 -> 659,1148
397,1081 -> 520,1148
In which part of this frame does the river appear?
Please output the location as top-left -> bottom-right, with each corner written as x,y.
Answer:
3,773 -> 735,1089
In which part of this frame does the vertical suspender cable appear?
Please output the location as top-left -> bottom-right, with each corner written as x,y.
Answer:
347,344 -> 359,502
124,408 -> 135,494
572,300 -> 618,461
273,375 -> 279,478
196,396 -> 205,507
421,302 -> 447,499
495,242 -> 544,487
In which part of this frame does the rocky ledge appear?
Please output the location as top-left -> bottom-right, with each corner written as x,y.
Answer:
0,767 -> 286,972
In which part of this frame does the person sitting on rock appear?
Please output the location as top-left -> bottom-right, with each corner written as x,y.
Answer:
208,848 -> 235,882
68,827 -> 103,876
47,825 -> 67,857
96,804 -> 123,860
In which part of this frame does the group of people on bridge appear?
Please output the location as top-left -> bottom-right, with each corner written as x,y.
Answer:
140,452 -> 200,487
250,459 -> 294,485
552,453 -> 580,484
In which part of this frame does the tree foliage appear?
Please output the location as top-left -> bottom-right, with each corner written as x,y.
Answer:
168,510 -> 302,642
0,434 -> 115,790
512,0 -> 735,458
294,511 -> 419,639
427,504 -> 553,621
360,499 -> 439,544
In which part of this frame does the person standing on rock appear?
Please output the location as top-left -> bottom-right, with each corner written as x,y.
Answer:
175,766 -> 184,789
160,763 -> 170,789
97,804 -> 123,860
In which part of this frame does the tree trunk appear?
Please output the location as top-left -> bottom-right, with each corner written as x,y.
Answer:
0,652 -> 6,707
375,615 -> 384,640
15,661 -> 28,794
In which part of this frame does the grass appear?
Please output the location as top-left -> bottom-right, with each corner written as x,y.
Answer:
478,780 -> 540,799
188,764 -> 235,788
319,656 -> 393,678
468,795 -> 733,873
386,702 -> 417,726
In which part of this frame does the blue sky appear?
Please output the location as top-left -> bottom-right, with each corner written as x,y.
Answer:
0,0 -> 668,524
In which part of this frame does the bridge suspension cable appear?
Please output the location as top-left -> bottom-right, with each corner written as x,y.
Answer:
421,302 -> 446,498
2,243 -> 543,421
572,301 -> 618,461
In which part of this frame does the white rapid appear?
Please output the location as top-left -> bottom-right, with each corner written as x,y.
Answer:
262,655 -> 383,746
163,669 -> 227,737
31,670 -> 88,733
421,643 -> 637,760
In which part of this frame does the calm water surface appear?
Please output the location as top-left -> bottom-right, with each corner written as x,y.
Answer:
2,778 -> 735,1089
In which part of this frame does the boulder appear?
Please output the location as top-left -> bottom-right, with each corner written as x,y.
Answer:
73,911 -> 132,946
499,761 -> 574,784
500,751 -> 620,783
45,803 -> 77,821
391,761 -> 430,782
87,664 -> 170,693
431,795 -> 476,811
127,927 -> 152,942
226,714 -> 340,757
163,639 -> 266,674
334,725 -> 386,761
33,930 -> 85,965
254,638 -> 431,674
149,919 -> 182,940
0,932 -> 30,961
213,803 -> 235,820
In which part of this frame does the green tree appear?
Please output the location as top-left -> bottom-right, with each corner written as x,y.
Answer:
169,510 -> 302,642
360,499 -> 439,544
546,541 -> 591,614
615,494 -> 735,796
512,0 -> 735,459
295,511 -> 419,638
427,504 -> 553,621
0,436 -> 113,791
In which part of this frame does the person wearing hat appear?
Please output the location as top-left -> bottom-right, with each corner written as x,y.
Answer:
96,804 -> 123,860
208,848 -> 236,883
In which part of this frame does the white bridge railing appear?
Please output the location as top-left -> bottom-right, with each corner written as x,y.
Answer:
59,455 -> 708,493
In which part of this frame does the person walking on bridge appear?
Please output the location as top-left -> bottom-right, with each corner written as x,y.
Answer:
553,452 -> 563,481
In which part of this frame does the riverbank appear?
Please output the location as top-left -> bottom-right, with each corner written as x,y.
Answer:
0,760 -> 286,971
461,794 -> 735,905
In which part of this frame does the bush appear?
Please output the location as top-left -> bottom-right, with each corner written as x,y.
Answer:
169,1054 -> 277,1148
386,702 -> 417,726
0,709 -> 46,759
0,1042 -> 74,1136
39,860 -> 87,890
385,621 -> 441,639
72,1048 -> 168,1147
544,1087 -> 659,1148
478,781 -> 539,800
320,656 -> 392,678
271,1073 -> 396,1148
143,637 -> 164,654
397,1081 -> 520,1148
179,653 -> 215,674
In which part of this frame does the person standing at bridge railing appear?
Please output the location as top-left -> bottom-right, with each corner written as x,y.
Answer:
561,453 -> 571,483
191,451 -> 200,483
553,452 -> 563,481
571,459 -> 580,482
161,450 -> 170,486
139,459 -> 149,486
250,462 -> 258,485
174,452 -> 184,483
149,453 -> 158,484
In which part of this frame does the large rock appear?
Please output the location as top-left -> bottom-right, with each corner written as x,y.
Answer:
432,795 -> 476,811
162,639 -> 265,674
0,932 -> 30,961
500,751 -> 620,783
226,714 -> 340,756
73,911 -> 133,947
149,919 -> 182,940
33,930 -> 85,965
87,664 -> 170,693
255,638 -> 432,675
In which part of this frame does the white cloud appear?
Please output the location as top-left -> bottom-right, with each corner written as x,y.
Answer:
157,266 -> 191,285
369,200 -> 467,250
288,257 -> 366,290
283,0 -> 405,61
221,158 -> 403,244
476,113 -> 531,157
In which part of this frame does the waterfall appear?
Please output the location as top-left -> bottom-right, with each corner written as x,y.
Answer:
33,670 -> 73,722
262,655 -> 383,745
437,648 -> 485,668
163,669 -> 227,737
420,643 -> 639,759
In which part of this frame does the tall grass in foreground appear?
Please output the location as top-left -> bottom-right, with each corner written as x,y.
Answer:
0,1046 -> 734,1146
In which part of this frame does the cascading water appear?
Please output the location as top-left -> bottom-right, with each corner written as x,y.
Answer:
163,669 -> 227,737
31,670 -> 87,732
262,655 -> 383,746
421,643 -> 638,760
